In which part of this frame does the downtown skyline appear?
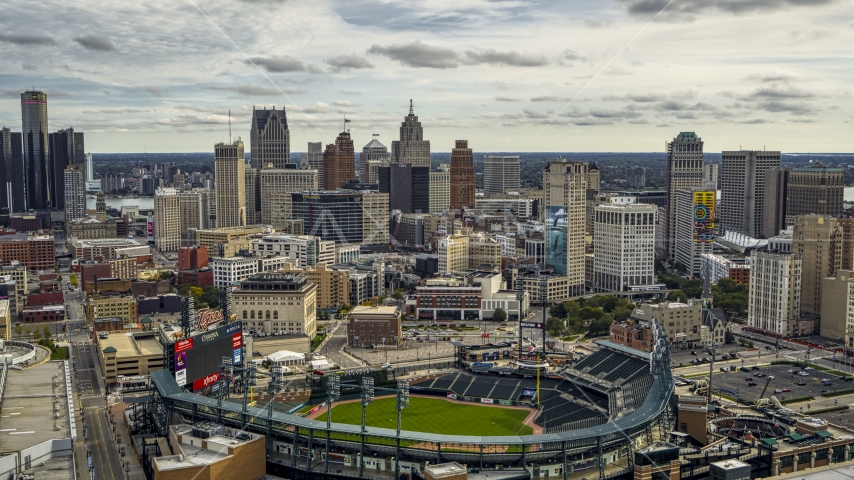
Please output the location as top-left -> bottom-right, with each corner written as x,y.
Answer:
0,0 -> 852,153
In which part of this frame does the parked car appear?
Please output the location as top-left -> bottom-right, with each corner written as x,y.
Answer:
782,388 -> 791,392
745,377 -> 754,381
740,367 -> 750,372
788,369 -> 797,373
751,366 -> 760,371
748,382 -> 757,386
798,371 -> 810,376
774,389 -> 783,394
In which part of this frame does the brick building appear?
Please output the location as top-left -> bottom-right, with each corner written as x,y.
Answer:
178,246 -> 209,270
0,233 -> 55,270
347,304 -> 402,349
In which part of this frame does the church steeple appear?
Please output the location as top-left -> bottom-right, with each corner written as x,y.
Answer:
95,190 -> 107,222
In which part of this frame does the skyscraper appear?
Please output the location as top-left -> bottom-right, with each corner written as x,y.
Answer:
720,150 -> 780,237
322,131 -> 355,190
626,167 -> 646,188
483,155 -> 520,196
63,164 -> 86,223
49,128 -> 85,210
793,215 -> 845,324
593,199 -> 657,291
763,165 -> 845,237
585,163 -> 600,235
259,168 -> 317,224
429,166 -> 450,214
0,128 -> 25,213
250,106 -> 289,169
703,164 -> 718,189
179,189 -> 212,245
359,134 -> 391,184
21,91 -> 49,210
449,140 -> 475,211
244,168 -> 261,225
664,132 -> 705,260
300,142 -> 324,186
391,100 -> 430,168
154,187 -> 181,252
214,140 -> 246,228
543,160 -> 588,296
674,188 -> 715,278
378,163 -> 429,214
748,248 -> 802,336
84,153 -> 94,182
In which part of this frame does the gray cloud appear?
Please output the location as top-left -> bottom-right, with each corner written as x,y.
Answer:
74,34 -> 116,51
324,54 -> 374,73
333,100 -> 360,107
557,49 -> 587,65
0,33 -> 56,46
367,41 -> 458,68
531,95 -> 571,102
746,72 -> 797,83
83,108 -> 152,114
496,96 -> 521,102
206,85 -> 304,96
246,55 -> 307,72
757,100 -> 819,115
341,90 -> 362,95
603,92 -> 667,102
584,18 -> 614,28
463,49 -> 548,67
22,63 -> 37,71
617,0 -> 836,21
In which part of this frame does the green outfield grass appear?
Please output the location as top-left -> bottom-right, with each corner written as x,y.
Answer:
328,396 -> 533,436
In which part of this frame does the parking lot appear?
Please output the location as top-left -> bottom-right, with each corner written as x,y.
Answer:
708,364 -> 853,403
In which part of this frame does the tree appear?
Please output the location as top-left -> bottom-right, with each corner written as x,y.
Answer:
32,327 -> 41,341
42,325 -> 51,340
667,290 -> 688,303
588,314 -> 614,337
23,326 -> 30,338
188,286 -> 204,304
493,308 -> 508,323
69,275 -> 78,287
317,309 -> 330,320
579,306 -> 604,321
563,300 -> 581,319
14,324 -> 22,337
546,316 -> 564,337
159,271 -> 174,281
392,290 -> 404,300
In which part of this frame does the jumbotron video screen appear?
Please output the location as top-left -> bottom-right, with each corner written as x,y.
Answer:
166,321 -> 243,392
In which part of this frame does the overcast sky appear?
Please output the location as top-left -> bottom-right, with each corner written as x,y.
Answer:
1,0 -> 852,153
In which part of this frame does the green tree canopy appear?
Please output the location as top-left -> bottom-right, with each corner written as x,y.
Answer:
493,308 -> 508,322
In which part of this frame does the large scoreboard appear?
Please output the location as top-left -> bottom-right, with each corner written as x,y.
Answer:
167,321 -> 243,392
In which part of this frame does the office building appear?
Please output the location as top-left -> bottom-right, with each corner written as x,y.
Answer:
475,198 -> 536,218
483,155 -> 520,196
85,293 -> 138,323
585,164 -> 601,234
48,127 -> 85,209
748,249 -> 801,336
593,199 -> 657,291
281,263 -> 350,309
21,91 -> 49,209
250,106 -> 290,169
212,256 -> 258,288
244,167 -> 261,225
141,176 -> 156,196
763,166 -> 845,237
674,188 -> 715,278
378,163 -> 429,214
429,167 -> 450,214
250,234 -> 335,268
178,246 -> 209,270
720,150 -> 780,237
793,215 -> 843,321
290,191 -> 388,245
186,225 -> 267,258
626,167 -> 646,189
391,100 -> 431,168
820,270 -> 854,345
85,152 -> 94,182
704,163 -> 719,189
449,140 -> 475,211
154,187 -> 180,252
700,253 -> 750,285
542,160 -> 587,296
323,131 -> 356,190
664,132 -> 705,260
359,134 -> 391,183
259,168 -> 317,224
299,142 -> 324,186
214,139 -> 246,228
233,272 -> 317,337
63,164 -> 86,223
437,232 -> 501,273
631,301 -> 704,347
178,190 -> 212,244
0,128 -> 25,212
416,271 -> 529,321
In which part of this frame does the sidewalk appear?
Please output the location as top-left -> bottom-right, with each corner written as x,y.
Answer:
107,401 -> 146,480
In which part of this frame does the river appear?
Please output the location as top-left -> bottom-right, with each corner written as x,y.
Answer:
86,196 -> 154,211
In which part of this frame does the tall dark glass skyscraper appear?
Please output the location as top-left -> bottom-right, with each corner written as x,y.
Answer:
49,128 -> 85,210
21,91 -> 49,210
378,163 -> 429,214
0,128 -> 26,213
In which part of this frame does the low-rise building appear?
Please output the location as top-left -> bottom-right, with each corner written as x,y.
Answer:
416,271 -> 529,321
71,238 -> 146,261
631,301 -> 703,350
187,225 -> 268,258
609,320 -> 652,352
0,300 -> 9,340
86,293 -> 138,324
151,424 -> 266,480
347,304 -> 402,349
701,253 -> 750,285
232,272 -> 317,337
522,274 -> 570,302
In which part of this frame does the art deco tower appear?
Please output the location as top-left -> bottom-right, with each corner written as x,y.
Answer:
391,100 -> 431,168
250,106 -> 290,169
449,140 -> 475,211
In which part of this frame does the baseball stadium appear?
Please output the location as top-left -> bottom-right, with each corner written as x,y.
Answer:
147,320 -> 675,480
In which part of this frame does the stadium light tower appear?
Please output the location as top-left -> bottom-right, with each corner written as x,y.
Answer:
216,356 -> 234,424
265,366 -> 284,455
358,376 -> 374,477
324,374 -> 340,473
394,379 -> 410,480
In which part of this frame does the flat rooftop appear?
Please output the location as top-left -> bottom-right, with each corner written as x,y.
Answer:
154,424 -> 261,471
350,305 -> 399,316
0,362 -> 70,453
100,332 -> 163,357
